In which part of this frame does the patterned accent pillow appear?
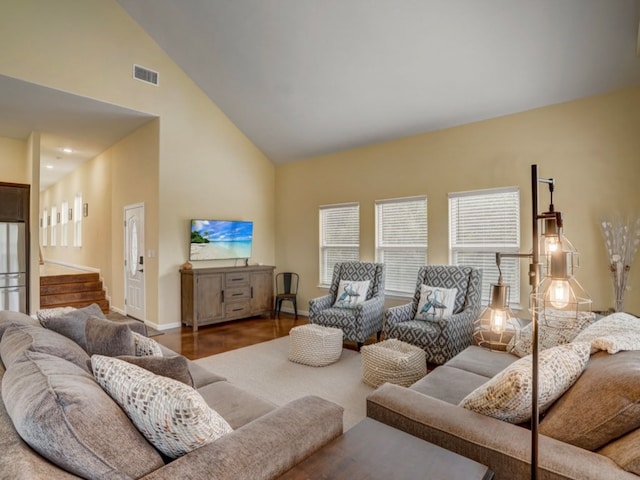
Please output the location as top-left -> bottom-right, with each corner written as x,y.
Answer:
132,331 -> 163,356
415,285 -> 457,321
91,355 -> 232,458
572,312 -> 640,354
36,306 -> 76,322
507,311 -> 597,357
333,280 -> 370,308
459,342 -> 591,423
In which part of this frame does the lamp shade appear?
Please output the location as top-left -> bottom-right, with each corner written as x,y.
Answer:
473,283 -> 520,351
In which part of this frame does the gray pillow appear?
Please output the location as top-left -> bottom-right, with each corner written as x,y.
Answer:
0,325 -> 90,372
42,304 -> 135,357
40,303 -> 106,347
2,350 -> 164,479
84,316 -> 135,357
540,350 -> 640,450
0,310 -> 41,338
115,355 -> 194,387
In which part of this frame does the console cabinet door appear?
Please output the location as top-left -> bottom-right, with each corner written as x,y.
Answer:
195,273 -> 224,324
250,270 -> 273,315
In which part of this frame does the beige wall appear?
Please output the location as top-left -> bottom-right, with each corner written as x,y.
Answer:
275,86 -> 640,315
40,121 -> 159,319
0,0 -> 275,327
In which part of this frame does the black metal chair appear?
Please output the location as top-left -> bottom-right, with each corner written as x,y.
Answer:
274,272 -> 299,319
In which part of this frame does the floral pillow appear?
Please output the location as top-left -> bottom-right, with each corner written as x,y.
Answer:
333,280 -> 370,309
415,285 -> 457,321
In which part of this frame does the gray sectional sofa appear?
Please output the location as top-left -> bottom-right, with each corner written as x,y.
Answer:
367,344 -> 640,480
0,309 -> 343,480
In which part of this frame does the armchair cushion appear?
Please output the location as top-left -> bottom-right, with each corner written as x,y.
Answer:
333,280 -> 370,308
415,285 -> 457,320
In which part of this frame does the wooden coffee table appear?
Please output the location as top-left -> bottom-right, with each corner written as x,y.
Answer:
279,418 -> 494,480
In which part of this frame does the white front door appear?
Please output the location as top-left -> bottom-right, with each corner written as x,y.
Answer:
124,204 -> 145,320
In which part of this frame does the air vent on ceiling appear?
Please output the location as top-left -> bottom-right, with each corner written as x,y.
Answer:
133,64 -> 159,86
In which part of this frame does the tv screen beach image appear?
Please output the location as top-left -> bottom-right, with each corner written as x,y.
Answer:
190,220 -> 253,260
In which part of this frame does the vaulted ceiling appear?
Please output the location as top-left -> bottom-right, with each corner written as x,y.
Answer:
118,0 -> 640,162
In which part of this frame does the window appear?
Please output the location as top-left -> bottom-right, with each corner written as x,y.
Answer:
73,194 -> 83,247
319,203 -> 359,285
50,206 -> 57,246
449,187 -> 520,306
375,196 -> 427,295
42,208 -> 48,247
61,201 -> 69,247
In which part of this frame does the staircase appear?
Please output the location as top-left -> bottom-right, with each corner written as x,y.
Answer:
40,272 -> 110,313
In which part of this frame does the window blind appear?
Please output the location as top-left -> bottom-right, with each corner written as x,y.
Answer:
319,203 -> 359,285
375,196 -> 427,294
449,187 -> 520,305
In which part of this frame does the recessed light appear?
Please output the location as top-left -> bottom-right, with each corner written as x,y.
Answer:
62,147 -> 73,154
46,165 -> 54,169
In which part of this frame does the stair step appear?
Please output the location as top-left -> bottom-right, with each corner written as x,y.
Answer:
41,299 -> 110,313
40,280 -> 103,296
41,290 -> 106,306
40,272 -> 99,286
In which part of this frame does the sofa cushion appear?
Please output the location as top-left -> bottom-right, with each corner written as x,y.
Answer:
132,331 -> 163,356
460,342 -> 591,423
507,311 -> 596,357
540,349 -> 640,450
1,350 -> 164,479
0,325 -> 90,372
411,365 -> 491,405
445,345 -> 518,378
115,354 -> 194,386
92,355 -> 233,459
0,310 -> 41,338
572,312 -> 640,354
197,380 -> 276,429
598,428 -> 640,475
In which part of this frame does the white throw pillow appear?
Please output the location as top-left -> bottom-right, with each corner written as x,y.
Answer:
572,312 -> 640,354
132,331 -> 163,357
92,355 -> 232,458
415,285 -> 457,320
459,342 -> 591,423
333,280 -> 370,308
507,311 -> 597,357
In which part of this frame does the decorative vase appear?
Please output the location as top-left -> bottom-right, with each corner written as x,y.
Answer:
601,214 -> 640,312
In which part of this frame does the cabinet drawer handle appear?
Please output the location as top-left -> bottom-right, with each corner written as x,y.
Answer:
232,307 -> 244,312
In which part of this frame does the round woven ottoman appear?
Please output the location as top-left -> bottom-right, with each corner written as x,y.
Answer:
288,324 -> 344,366
361,339 -> 427,387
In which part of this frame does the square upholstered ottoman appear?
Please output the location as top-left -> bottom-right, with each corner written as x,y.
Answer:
288,324 -> 344,366
361,339 -> 427,387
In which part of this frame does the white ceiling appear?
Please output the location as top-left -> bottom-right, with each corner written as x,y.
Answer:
2,1 -> 640,190
0,75 -> 155,190
117,0 -> 640,162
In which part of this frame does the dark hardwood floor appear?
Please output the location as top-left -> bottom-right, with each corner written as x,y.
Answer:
152,312 -> 381,360
153,313 -> 310,360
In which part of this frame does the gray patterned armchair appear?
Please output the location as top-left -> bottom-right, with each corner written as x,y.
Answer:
309,262 -> 385,350
384,265 -> 481,365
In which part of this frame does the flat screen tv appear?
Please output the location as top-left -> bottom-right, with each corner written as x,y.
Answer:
190,219 -> 253,261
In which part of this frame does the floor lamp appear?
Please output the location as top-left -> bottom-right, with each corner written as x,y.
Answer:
477,164 -> 591,479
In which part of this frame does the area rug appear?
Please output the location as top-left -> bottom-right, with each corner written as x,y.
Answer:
194,336 -> 375,430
